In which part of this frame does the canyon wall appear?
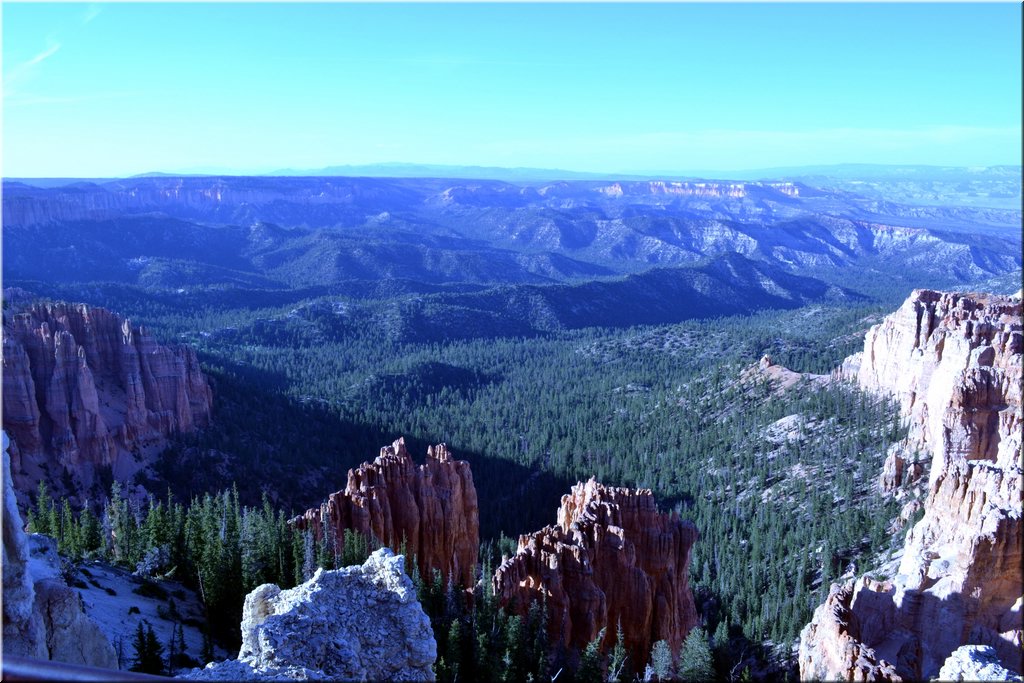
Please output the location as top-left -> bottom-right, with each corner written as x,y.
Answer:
292,438 -> 479,589
493,478 -> 699,667
2,296 -> 213,498
800,289 -> 1023,680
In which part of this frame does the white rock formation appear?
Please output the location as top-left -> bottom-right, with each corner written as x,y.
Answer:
183,547 -> 436,681
2,431 -> 118,669
936,645 -> 1023,682
800,290 -> 1023,681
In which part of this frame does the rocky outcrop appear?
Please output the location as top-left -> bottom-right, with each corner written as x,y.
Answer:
937,645 -> 1023,682
183,547 -> 436,681
749,354 -> 831,394
798,579 -> 904,682
2,432 -> 118,669
877,445 -> 926,494
2,297 -> 213,498
841,289 -> 1021,469
292,438 -> 479,588
2,432 -> 44,659
493,478 -> 699,667
800,289 -> 1023,681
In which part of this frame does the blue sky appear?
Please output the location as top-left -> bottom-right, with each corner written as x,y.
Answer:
2,2 -> 1021,177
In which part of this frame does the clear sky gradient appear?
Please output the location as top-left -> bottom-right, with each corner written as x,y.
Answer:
2,2 -> 1021,177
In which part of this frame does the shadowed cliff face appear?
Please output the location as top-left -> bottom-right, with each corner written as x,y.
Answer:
493,478 -> 699,668
800,289 -> 1023,681
292,437 -> 480,589
2,296 -> 213,499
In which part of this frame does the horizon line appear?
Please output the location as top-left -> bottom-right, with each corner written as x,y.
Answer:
5,160 -> 1023,181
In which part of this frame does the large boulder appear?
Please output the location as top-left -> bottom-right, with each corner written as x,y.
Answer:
937,645 -> 1023,682
183,547 -> 436,681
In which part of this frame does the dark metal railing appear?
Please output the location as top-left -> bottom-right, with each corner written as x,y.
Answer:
1,655 -> 171,682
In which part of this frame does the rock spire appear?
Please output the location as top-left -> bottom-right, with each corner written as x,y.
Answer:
292,437 -> 479,588
493,478 -> 699,667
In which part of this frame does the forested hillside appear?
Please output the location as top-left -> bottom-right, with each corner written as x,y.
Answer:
10,282 -> 914,677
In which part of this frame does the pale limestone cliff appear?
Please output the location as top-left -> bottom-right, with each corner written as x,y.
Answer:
182,548 -> 436,681
2,297 -> 213,499
493,478 -> 699,667
596,180 -> 797,200
800,289 -> 1023,681
292,437 -> 479,588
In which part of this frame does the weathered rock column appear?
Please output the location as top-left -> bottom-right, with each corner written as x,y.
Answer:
494,478 -> 699,668
292,437 -> 479,589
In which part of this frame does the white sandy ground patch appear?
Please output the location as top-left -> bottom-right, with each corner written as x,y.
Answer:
34,542 -> 231,672
762,414 -> 814,444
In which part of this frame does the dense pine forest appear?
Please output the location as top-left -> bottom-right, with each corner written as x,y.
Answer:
16,276 -> 921,679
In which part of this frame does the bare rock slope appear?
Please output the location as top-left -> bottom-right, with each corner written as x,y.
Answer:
493,478 -> 699,667
799,289 -> 1023,681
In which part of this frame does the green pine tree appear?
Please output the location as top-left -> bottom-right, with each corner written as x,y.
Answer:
712,620 -> 729,650
446,619 -> 464,682
58,499 -> 79,557
678,627 -> 714,682
201,624 -> 214,664
169,622 -> 189,670
79,505 -> 103,555
46,498 -> 60,542
144,622 -> 166,674
130,620 -> 165,674
576,628 -> 605,682
28,481 -> 54,535
649,639 -> 674,681
501,614 -> 527,682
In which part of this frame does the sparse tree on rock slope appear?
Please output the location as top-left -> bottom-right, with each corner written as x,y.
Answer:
576,628 -> 605,682
130,620 -> 166,675
607,621 -> 631,683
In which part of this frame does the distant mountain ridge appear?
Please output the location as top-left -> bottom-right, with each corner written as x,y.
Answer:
720,163 -> 1022,182
347,252 -> 863,341
8,162 -> 1020,185
267,162 -> 644,181
3,175 -> 1018,294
